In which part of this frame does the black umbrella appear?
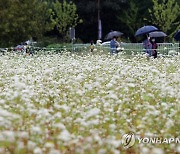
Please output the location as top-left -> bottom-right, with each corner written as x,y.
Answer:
135,25 -> 158,37
105,31 -> 123,40
174,30 -> 180,41
149,31 -> 167,38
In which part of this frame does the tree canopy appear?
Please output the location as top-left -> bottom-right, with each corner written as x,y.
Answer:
51,0 -> 82,37
149,0 -> 180,38
0,0 -> 179,47
0,0 -> 52,47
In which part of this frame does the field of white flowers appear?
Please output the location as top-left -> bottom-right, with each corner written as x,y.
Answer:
0,53 -> 179,154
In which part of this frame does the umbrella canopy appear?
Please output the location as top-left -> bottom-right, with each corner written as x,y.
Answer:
135,25 -> 158,37
105,31 -> 123,40
149,31 -> 167,38
174,30 -> 180,41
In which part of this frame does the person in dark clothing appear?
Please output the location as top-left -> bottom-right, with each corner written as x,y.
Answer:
151,38 -> 158,58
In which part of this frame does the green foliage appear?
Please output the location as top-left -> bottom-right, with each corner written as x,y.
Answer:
117,1 -> 142,39
149,0 -> 180,38
34,36 -> 62,47
47,43 -> 71,48
0,0 -> 53,47
51,0 -> 82,37
0,0 -> 179,45
116,0 -> 153,42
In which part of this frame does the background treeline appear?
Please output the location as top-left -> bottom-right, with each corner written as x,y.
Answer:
0,0 -> 179,47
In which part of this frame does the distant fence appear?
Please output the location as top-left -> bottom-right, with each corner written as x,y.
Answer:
101,42 -> 180,54
0,43 -> 179,55
66,42 -> 180,54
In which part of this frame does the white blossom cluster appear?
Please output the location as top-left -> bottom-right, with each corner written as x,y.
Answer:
0,53 -> 179,154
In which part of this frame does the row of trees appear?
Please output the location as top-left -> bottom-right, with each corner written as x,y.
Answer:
0,0 -> 81,47
0,0 -> 179,47
74,0 -> 179,42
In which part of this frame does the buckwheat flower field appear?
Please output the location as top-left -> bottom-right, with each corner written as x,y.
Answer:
0,53 -> 179,154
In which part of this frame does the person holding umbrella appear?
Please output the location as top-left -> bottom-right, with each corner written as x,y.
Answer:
110,36 -> 120,54
104,30 -> 123,54
149,31 -> 167,58
151,38 -> 158,58
143,36 -> 152,57
135,25 -> 158,58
